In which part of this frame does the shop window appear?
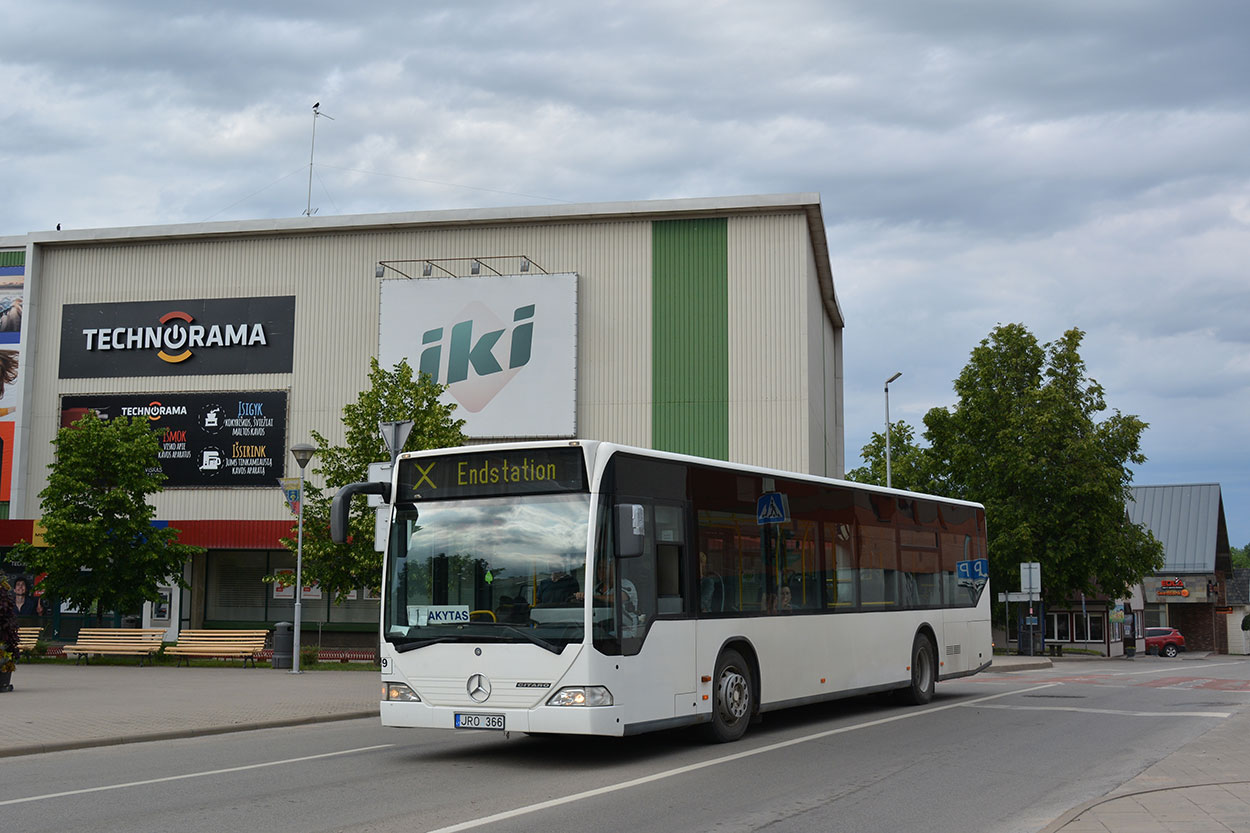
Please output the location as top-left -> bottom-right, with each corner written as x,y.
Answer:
206,551 -> 268,621
1046,612 -> 1070,642
1074,613 -> 1105,642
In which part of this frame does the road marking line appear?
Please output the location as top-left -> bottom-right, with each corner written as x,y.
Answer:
967,703 -> 1230,718
422,683 -> 1061,833
0,744 -> 394,807
1109,662 -> 1226,676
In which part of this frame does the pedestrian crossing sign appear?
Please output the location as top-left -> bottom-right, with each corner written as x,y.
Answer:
757,492 -> 790,524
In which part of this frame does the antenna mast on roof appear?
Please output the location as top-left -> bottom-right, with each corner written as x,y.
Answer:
305,102 -> 334,217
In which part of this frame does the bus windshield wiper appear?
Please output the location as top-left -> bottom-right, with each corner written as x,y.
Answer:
391,636 -> 458,653
496,626 -> 563,654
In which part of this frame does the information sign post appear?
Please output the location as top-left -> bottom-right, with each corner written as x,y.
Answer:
1018,562 -> 1042,656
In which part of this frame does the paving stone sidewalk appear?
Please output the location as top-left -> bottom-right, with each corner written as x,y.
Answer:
2,662 -> 380,757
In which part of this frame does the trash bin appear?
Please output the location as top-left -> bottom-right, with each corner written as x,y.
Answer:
272,622 -> 293,669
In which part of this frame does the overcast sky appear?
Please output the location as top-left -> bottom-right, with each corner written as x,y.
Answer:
3,1 -> 1247,551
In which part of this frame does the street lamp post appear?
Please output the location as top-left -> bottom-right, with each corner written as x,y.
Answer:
884,372 -> 902,489
290,443 -> 317,674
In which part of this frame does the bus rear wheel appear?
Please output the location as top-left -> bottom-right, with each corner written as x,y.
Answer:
705,648 -> 753,743
903,634 -> 936,705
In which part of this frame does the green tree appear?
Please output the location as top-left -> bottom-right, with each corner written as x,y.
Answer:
922,323 -> 1163,607
1231,543 -> 1250,570
289,358 -> 466,598
845,420 -> 936,493
11,412 -> 201,625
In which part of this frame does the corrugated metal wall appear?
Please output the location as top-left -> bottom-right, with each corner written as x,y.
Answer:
652,218 -> 728,459
727,213 -> 812,473
21,207 -> 842,525
23,220 -> 655,520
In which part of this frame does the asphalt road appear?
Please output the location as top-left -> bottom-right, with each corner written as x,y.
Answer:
5,657 -> 1248,833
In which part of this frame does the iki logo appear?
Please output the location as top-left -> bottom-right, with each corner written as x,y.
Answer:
417,302 -> 534,412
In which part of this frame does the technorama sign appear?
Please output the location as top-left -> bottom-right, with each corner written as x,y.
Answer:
379,274 -> 577,437
59,296 -> 296,378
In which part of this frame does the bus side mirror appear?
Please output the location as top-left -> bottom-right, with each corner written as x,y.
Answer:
331,481 -> 392,543
615,503 -> 645,557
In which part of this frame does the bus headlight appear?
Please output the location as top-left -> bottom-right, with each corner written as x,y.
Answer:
547,686 -> 613,707
383,682 -> 421,702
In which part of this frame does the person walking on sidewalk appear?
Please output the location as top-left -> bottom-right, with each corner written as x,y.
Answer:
1123,606 -> 1136,658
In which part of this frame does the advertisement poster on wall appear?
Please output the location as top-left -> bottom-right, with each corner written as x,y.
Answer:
58,295 -> 296,379
60,390 -> 288,487
378,273 -> 577,437
0,250 -> 25,508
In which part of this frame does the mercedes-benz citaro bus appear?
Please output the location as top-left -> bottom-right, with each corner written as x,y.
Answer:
331,440 -> 991,743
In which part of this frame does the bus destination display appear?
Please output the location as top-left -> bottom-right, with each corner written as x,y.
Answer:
398,448 -> 586,501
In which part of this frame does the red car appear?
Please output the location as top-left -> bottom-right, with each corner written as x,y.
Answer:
1145,627 -> 1185,657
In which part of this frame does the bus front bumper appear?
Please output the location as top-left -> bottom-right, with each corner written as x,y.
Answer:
380,700 -> 627,736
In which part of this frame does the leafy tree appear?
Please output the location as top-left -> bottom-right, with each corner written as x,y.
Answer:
845,420 -> 936,493
922,324 -> 1163,607
288,358 -> 466,599
1231,543 -> 1249,570
0,576 -> 18,672
10,412 -> 201,625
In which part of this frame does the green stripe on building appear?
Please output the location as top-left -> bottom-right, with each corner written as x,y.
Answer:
0,251 -> 25,267
651,218 -> 729,459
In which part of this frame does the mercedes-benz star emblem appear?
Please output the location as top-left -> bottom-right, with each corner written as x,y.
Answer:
467,673 -> 492,703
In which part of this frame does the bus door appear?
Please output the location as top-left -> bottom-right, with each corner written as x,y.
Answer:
613,499 -> 698,723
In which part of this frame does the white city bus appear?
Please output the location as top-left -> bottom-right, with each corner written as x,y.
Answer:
332,440 -> 991,742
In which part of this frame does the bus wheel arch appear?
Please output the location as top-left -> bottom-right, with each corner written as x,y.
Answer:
705,640 -> 758,743
903,627 -> 937,705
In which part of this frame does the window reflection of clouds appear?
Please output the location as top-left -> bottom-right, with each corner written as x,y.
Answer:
409,496 -> 588,572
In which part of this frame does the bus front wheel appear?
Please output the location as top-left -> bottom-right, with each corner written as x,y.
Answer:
706,648 -> 753,743
903,634 -> 936,705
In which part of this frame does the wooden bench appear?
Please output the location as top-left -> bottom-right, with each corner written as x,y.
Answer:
17,626 -> 43,655
63,628 -> 167,666
164,629 -> 269,668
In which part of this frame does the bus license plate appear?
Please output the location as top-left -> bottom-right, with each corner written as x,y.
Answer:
455,713 -> 504,730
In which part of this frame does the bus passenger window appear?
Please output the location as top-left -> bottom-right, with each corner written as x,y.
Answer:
656,542 -> 685,615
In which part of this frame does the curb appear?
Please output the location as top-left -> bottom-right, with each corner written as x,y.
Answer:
986,659 -> 1053,672
0,709 -> 379,759
1037,779 -> 1250,833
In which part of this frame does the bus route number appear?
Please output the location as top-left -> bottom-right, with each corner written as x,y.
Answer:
455,713 -> 505,730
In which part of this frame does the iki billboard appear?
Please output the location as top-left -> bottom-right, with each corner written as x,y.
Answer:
379,273 -> 577,437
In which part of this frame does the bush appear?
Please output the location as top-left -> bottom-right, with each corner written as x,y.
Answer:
1241,613 -> 1250,632
300,645 -> 320,666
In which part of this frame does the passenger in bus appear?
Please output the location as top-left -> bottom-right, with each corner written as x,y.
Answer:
699,551 -> 724,613
537,570 -> 581,605
765,586 -> 793,614
495,595 -> 530,624
778,585 -> 793,612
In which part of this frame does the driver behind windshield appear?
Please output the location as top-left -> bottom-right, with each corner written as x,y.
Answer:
537,570 -> 581,605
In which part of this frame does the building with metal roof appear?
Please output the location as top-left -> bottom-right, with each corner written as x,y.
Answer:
1129,484 -> 1232,653
0,194 -> 846,642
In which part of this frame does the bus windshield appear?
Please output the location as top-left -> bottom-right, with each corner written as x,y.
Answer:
385,493 -> 593,652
